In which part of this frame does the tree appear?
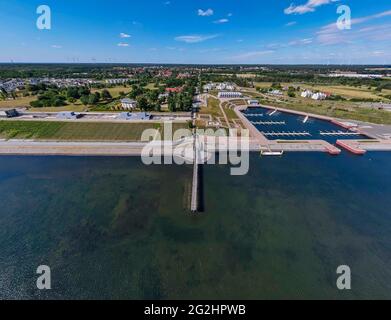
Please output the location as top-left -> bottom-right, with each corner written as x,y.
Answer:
137,95 -> 149,111
78,87 -> 90,97
168,94 -> 176,112
66,87 -> 81,99
102,89 -> 112,100
88,93 -> 100,105
288,92 -> 296,98
80,95 -> 89,106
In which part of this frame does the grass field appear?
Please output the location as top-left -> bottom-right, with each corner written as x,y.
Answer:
299,84 -> 385,100
200,96 -> 222,119
0,96 -> 35,108
0,121 -> 188,141
253,82 -> 390,101
256,96 -> 391,125
144,83 -> 159,90
92,86 -> 131,98
29,104 -> 87,113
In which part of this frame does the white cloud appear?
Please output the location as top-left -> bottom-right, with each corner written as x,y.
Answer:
198,9 -> 214,17
285,21 -> 297,27
175,34 -> 219,43
372,50 -> 385,56
120,33 -> 131,38
51,45 -> 62,49
289,38 -> 313,45
317,10 -> 391,45
117,43 -> 129,47
233,50 -> 274,60
284,0 -> 339,15
214,19 -> 229,24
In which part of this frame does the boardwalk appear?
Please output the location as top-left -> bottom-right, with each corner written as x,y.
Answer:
190,134 -> 200,213
251,121 -> 286,125
262,131 -> 311,137
320,131 -> 361,136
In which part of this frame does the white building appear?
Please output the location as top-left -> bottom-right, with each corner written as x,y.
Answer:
106,78 -> 129,85
218,92 -> 243,99
269,89 -> 283,96
204,82 -> 236,92
311,92 -> 327,100
327,73 -> 384,79
121,98 -> 137,110
203,83 -> 214,92
216,82 -> 235,91
158,93 -> 169,100
301,90 -> 313,98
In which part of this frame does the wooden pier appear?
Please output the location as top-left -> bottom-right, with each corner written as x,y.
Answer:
190,134 -> 200,213
320,131 -> 361,136
246,114 -> 264,117
261,131 -> 311,137
251,121 -> 286,125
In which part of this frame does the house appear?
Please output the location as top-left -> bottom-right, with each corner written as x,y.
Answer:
0,109 -> 19,118
158,93 -> 169,100
177,73 -> 192,79
269,89 -> 283,96
218,92 -> 243,99
301,90 -> 313,98
56,112 -> 80,120
121,98 -> 137,110
166,87 -> 183,93
216,82 -> 235,91
159,70 -> 173,78
106,78 -> 129,85
203,83 -> 214,93
116,112 -> 151,121
311,92 -> 328,100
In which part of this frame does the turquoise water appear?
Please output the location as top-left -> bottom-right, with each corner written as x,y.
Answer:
1,153 -> 391,299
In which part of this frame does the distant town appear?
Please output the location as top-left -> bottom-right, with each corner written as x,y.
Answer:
1,64 -> 391,147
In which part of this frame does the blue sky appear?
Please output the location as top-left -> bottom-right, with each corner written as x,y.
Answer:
0,0 -> 390,64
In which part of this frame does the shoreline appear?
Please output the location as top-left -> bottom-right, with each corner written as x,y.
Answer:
1,103 -> 391,156
1,136 -> 391,157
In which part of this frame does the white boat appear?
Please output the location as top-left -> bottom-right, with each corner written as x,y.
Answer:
303,115 -> 309,123
260,150 -> 284,156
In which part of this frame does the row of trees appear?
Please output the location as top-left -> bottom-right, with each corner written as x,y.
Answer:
126,79 -> 197,112
29,86 -> 114,108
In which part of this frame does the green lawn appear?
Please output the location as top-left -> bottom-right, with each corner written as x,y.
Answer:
92,86 -> 131,98
257,98 -> 391,125
200,96 -> 222,119
0,121 -> 189,141
0,96 -> 35,108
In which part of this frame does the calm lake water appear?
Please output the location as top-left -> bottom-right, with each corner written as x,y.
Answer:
243,107 -> 369,143
1,153 -> 391,299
